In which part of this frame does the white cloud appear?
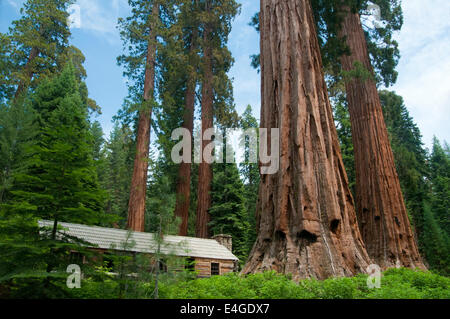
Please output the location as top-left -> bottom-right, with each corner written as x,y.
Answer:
391,0 -> 450,148
5,0 -> 21,9
72,0 -> 128,43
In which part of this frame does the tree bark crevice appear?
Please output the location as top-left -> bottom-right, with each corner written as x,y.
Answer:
243,0 -> 370,280
338,6 -> 425,270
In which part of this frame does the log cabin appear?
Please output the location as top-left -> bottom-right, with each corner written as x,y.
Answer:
38,220 -> 239,278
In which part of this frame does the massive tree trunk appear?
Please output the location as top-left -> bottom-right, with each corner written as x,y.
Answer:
243,0 -> 371,280
338,7 -> 425,270
14,47 -> 39,99
174,28 -> 198,236
127,4 -> 159,232
195,17 -> 213,239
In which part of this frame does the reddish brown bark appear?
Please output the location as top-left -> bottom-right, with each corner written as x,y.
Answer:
14,46 -> 39,99
243,0 -> 371,280
195,19 -> 213,239
338,7 -> 425,269
127,4 -> 159,232
174,29 -> 198,236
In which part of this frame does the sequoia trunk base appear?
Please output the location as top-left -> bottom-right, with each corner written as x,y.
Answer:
243,0 -> 371,280
339,7 -> 425,270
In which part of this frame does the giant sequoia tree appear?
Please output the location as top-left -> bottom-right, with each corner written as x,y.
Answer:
243,0 -> 370,280
118,0 -> 161,232
195,0 -> 239,238
195,0 -> 214,238
337,4 -> 424,269
173,0 -> 200,236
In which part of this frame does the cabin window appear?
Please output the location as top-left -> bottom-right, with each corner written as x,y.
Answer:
185,258 -> 196,272
211,262 -> 220,276
103,253 -> 114,269
159,259 -> 168,273
69,252 -> 84,265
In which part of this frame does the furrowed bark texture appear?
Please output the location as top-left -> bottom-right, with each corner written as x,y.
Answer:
195,20 -> 213,239
174,29 -> 198,236
127,4 -> 159,232
14,47 -> 39,99
339,8 -> 425,269
243,0 -> 371,280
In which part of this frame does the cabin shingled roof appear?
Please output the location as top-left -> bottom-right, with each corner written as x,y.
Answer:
38,220 -> 239,261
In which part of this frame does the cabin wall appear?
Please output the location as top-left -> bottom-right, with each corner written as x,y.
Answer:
75,248 -> 236,278
194,257 -> 235,278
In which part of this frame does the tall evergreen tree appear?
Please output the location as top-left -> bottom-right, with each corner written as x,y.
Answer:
172,0 -> 201,236
0,63 -> 104,296
5,0 -> 74,100
195,0 -> 240,238
239,105 -> 260,255
118,0 -> 161,232
429,138 -> 450,238
337,2 -> 424,269
244,0 -> 370,280
0,100 -> 37,205
102,124 -> 136,228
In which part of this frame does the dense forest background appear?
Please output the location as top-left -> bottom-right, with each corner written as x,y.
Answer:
0,0 -> 448,299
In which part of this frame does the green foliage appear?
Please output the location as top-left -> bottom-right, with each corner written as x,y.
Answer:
5,63 -> 106,225
239,105 -> 260,255
101,124 -> 136,228
159,268 -> 449,299
0,63 -> 106,297
429,137 -> 450,237
4,0 -> 74,97
210,158 -> 249,263
0,100 -> 37,204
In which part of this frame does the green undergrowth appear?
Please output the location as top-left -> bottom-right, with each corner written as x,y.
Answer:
159,268 -> 449,299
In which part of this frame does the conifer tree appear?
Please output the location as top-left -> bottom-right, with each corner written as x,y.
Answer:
429,138 -> 450,238
172,0 -> 201,236
210,132 -> 250,262
336,2 -> 424,269
101,125 -> 135,228
5,0 -> 74,100
239,105 -> 260,254
118,0 -> 161,232
195,0 -> 240,238
0,63 -> 104,296
244,0 -> 370,280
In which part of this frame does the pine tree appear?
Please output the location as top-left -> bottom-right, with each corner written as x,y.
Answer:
8,63 -> 105,226
172,0 -> 201,236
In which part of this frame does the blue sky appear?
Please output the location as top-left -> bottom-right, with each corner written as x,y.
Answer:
1,0 -> 448,150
